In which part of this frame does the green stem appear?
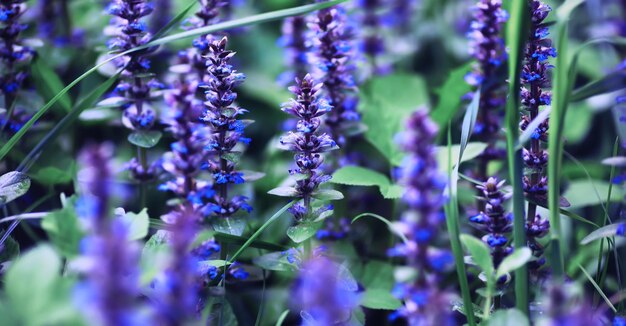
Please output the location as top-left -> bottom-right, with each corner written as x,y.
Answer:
483,284 -> 493,319
138,146 -> 148,208
444,124 -> 476,326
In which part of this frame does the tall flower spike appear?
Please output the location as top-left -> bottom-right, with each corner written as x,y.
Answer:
201,37 -> 252,219
470,177 -> 513,268
388,109 -> 455,325
389,0 -> 418,34
75,144 -> 144,325
278,16 -> 309,85
466,0 -> 508,183
106,0 -> 162,181
293,255 -> 360,325
520,0 -> 555,276
278,74 -> 337,221
536,284 -> 604,325
0,0 -> 33,129
150,0 -> 171,33
309,4 -> 359,147
359,0 -> 390,75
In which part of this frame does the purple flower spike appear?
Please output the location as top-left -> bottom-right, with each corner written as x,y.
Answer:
278,16 -> 309,85
520,0 -> 556,276
200,36 -> 251,219
309,5 -> 359,147
106,0 -> 162,181
75,144 -> 144,325
0,0 -> 33,128
388,109 -> 455,325
359,0 -> 390,75
467,0 -> 508,172
278,74 -> 337,221
471,177 -> 513,268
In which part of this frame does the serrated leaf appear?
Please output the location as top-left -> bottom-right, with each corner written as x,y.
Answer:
268,186 -> 299,197
311,189 -> 344,201
496,247 -> 532,278
361,289 -> 401,310
117,208 -> 150,241
581,223 -> 625,245
287,222 -> 322,243
0,172 -> 30,205
212,217 -> 246,236
382,184 -> 404,199
128,130 -> 163,148
331,166 -> 399,199
360,74 -> 429,166
460,234 -> 494,284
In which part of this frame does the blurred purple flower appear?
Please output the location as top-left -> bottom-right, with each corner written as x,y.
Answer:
466,0 -> 508,171
75,143 -> 144,325
358,0 -> 391,75
150,0 -> 171,33
308,4 -> 359,147
278,16 -> 309,85
279,74 -> 337,221
387,109 -> 455,325
293,256 -> 360,325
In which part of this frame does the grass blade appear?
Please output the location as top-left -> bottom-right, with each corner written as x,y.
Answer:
351,213 -> 409,245
0,0 -> 347,161
227,201 -> 294,263
444,123 -> 476,326
504,0 -> 530,316
578,264 -> 618,313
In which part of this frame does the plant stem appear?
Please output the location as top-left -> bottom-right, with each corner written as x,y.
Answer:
138,146 -> 148,208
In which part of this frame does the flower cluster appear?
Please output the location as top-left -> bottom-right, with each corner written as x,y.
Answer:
37,0 -> 84,47
149,0 -> 171,33
293,255 -> 360,325
536,284 -> 603,326
278,16 -> 309,85
154,206 -> 202,325
309,5 -> 359,147
466,0 -> 508,171
359,0 -> 390,75
75,144 -> 143,325
470,177 -> 513,268
520,0 -> 555,274
106,0 -> 163,181
201,36 -> 251,219
389,0 -> 418,33
279,74 -> 337,221
0,0 -> 33,113
316,216 -> 349,241
388,109 -> 455,324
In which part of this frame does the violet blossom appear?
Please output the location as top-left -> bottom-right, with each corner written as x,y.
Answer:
520,0 -> 555,276
359,0 -> 390,75
278,74 -> 337,221
278,16 -> 309,85
387,109 -> 455,325
309,4 -> 359,147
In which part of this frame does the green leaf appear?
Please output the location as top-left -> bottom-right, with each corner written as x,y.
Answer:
212,217 -> 246,236
117,208 -> 150,241
562,180 -> 624,208
311,189 -> 344,201
286,222 -> 322,243
460,234 -> 494,283
5,245 -> 79,325
268,186 -> 299,197
487,309 -> 529,326
0,230 -> 19,263
31,56 -> 72,113
128,130 -> 163,148
496,247 -> 532,278
436,142 -> 488,171
431,62 -> 473,127
41,196 -> 84,257
213,233 -> 288,252
360,74 -> 429,166
570,69 -> 626,102
361,289 -> 402,310
253,251 -> 299,272
580,223 -> 625,245
141,230 -> 171,285
359,260 -> 394,291
32,164 -> 76,186
330,166 -> 400,199
0,172 -> 30,205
